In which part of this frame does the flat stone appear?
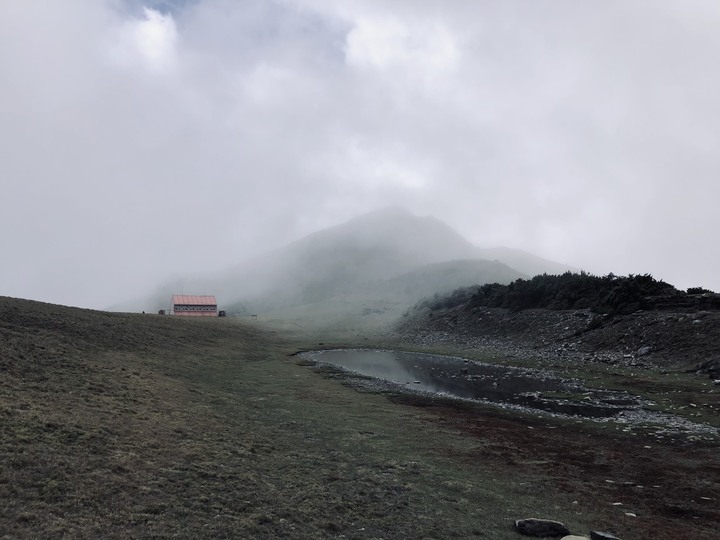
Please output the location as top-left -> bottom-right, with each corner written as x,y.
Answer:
561,536 -> 590,540
515,518 -> 571,537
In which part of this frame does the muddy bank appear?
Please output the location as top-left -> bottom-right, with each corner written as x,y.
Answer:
302,349 -> 644,417
301,348 -> 719,440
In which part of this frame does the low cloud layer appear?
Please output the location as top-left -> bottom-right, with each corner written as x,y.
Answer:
3,0 -> 720,308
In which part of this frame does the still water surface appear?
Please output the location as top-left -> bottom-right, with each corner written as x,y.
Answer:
303,349 -> 640,418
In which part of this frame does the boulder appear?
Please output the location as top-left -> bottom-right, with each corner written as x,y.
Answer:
515,518 -> 571,537
590,532 -> 621,540
695,357 -> 720,378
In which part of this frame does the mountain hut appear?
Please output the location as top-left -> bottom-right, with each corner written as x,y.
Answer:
171,295 -> 218,317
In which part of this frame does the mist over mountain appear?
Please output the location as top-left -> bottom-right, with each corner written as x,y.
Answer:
475,246 -> 579,279
383,259 -> 526,303
125,208 -> 575,320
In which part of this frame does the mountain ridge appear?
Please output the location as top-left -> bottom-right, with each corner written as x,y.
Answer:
118,208 -> 576,320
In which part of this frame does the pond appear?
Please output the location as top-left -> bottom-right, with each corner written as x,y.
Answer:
300,349 -> 645,418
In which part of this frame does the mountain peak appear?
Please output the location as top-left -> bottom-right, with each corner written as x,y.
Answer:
134,207 -> 577,316
312,207 -> 476,263
356,205 -> 413,217
343,206 -> 415,226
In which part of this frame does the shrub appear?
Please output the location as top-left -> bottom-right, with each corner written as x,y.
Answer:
687,287 -> 712,295
465,272 -> 683,314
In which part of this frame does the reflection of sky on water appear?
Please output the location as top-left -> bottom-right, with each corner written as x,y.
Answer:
310,349 -> 566,400
307,350 -> 709,423
314,350 -> 446,393
305,350 -> 719,431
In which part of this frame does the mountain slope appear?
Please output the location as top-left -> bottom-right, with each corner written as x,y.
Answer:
131,208 -> 574,322
475,246 -> 579,278
396,272 -> 720,370
219,208 -> 523,314
383,259 -> 526,302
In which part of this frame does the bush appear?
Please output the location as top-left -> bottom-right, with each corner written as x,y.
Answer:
687,287 -> 712,295
465,272 -> 683,314
419,286 -> 480,311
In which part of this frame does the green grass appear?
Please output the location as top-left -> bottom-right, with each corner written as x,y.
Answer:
1,297 -> 719,538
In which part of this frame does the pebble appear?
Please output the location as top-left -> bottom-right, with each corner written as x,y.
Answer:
514,518 -> 570,537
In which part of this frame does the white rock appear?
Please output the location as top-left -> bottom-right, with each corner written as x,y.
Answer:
590,532 -> 621,540
590,533 -> 621,540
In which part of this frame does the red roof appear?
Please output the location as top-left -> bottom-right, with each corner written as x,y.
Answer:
171,295 -> 217,305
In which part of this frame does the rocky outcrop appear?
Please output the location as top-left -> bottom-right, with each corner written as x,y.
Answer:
395,305 -> 720,371
694,357 -> 720,379
514,518 -> 571,537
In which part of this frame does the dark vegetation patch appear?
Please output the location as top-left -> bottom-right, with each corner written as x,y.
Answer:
399,273 -> 720,377
418,272 -> 720,315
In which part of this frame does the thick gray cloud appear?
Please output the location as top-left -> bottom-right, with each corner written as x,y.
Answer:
2,0 -> 720,308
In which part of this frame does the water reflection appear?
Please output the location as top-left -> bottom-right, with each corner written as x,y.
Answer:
304,349 -> 641,418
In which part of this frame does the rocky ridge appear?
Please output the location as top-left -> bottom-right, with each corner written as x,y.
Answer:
389,303 -> 720,441
394,305 -> 720,376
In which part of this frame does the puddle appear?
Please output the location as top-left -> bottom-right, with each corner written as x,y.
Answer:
300,349 -> 646,418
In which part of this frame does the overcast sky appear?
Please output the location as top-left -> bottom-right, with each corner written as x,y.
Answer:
2,0 -> 720,309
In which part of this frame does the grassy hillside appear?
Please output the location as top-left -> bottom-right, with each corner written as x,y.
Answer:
0,297 -> 575,538
3,297 -> 718,538
247,259 -> 527,334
